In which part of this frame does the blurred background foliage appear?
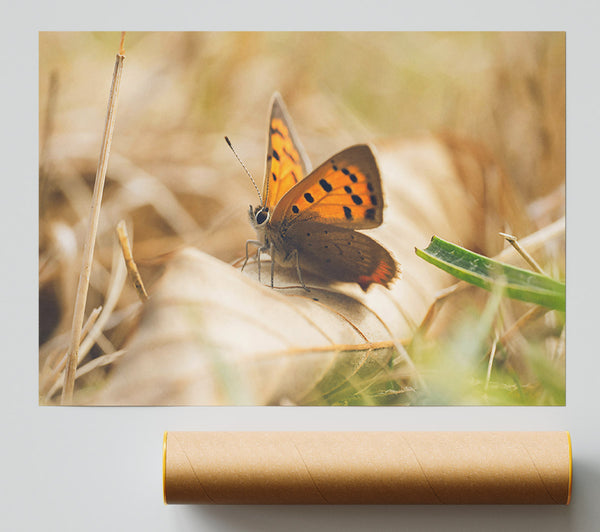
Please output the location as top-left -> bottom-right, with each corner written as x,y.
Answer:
39,32 -> 565,405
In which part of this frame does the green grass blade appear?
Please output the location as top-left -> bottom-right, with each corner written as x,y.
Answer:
415,236 -> 565,311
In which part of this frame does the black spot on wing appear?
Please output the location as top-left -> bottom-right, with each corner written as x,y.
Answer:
272,149 -> 280,161
370,195 -> 377,205
292,205 -> 299,214
343,206 -> 353,220
270,126 -> 284,138
272,172 -> 277,182
365,208 -> 375,220
344,185 -> 352,193
304,192 -> 314,203
351,194 -> 363,205
319,179 -> 332,192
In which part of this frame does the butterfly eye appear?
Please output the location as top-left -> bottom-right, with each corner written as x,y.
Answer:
255,209 -> 269,225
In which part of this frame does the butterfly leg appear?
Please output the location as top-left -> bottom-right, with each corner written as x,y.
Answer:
257,246 -> 262,283
242,240 -> 264,272
269,241 -> 275,288
290,248 -> 309,292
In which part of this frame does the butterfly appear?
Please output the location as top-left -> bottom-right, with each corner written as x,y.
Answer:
241,92 -> 398,292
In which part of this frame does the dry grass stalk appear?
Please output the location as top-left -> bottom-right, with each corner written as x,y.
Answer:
499,232 -> 546,275
484,333 -> 499,392
48,350 -> 127,399
495,217 -> 564,263
41,305 -> 102,365
76,242 -> 127,363
61,42 -> 126,404
46,235 -> 127,402
499,306 -> 548,347
116,220 -> 148,302
40,305 -> 102,394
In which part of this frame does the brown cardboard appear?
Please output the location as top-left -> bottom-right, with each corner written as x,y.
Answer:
163,431 -> 571,505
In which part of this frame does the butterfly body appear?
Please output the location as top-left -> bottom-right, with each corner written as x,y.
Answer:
244,93 -> 398,291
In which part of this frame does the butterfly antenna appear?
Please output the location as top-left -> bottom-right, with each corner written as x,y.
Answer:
225,136 -> 263,205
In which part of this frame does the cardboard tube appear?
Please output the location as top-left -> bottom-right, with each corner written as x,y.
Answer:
163,431 -> 572,505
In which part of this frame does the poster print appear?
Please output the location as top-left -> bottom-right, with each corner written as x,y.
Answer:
39,32 -> 565,405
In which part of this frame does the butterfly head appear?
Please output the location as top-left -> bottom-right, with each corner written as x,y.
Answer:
249,204 -> 270,232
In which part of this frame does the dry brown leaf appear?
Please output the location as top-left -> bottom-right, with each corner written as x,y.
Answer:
94,248 -> 404,405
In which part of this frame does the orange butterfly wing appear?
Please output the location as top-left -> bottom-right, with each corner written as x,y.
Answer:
270,144 -> 384,230
262,93 -> 312,212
